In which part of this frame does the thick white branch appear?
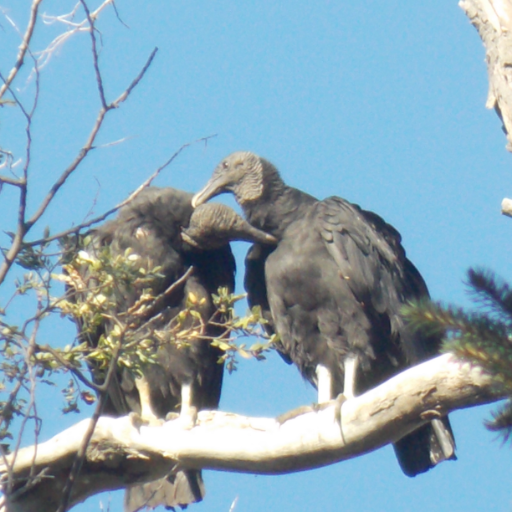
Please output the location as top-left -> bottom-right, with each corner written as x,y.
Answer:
0,354 -> 504,512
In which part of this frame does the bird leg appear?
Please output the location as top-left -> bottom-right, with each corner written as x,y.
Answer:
316,363 -> 347,440
134,376 -> 163,426
343,354 -> 359,399
316,364 -> 333,403
178,381 -> 198,429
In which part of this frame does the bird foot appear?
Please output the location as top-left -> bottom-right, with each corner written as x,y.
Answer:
333,393 -> 347,441
178,406 -> 198,429
129,412 -> 164,429
165,407 -> 198,429
276,405 -> 315,424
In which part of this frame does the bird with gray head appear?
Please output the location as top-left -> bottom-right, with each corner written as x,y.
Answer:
70,186 -> 275,512
192,152 -> 456,477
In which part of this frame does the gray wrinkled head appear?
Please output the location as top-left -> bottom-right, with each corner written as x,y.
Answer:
182,202 -> 277,250
192,151 -> 282,208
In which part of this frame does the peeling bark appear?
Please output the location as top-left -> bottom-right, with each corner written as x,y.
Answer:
460,0 -> 512,207
461,0 -> 512,148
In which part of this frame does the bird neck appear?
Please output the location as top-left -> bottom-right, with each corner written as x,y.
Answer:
243,184 -> 317,239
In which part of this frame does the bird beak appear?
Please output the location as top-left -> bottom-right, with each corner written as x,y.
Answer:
192,175 -> 229,208
180,229 -> 200,248
250,229 -> 278,245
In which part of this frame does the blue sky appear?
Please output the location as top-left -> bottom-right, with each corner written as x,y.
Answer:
1,1 -> 512,510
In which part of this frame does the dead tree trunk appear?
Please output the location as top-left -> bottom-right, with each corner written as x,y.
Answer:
460,0 -> 512,214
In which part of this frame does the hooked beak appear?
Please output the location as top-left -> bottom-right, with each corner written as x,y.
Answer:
180,228 -> 200,248
245,227 -> 278,246
191,174 -> 229,208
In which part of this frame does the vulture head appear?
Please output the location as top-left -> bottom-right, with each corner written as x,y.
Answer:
192,151 -> 283,207
182,202 -> 277,249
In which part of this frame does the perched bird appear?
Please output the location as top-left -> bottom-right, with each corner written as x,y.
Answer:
70,187 -> 275,511
192,151 -> 456,477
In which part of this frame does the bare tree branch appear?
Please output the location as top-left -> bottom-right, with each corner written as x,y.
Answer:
36,1 -> 114,73
79,0 -> 107,109
0,354 -> 504,512
24,45 -> 158,231
110,47 -> 158,108
0,0 -> 43,101
24,134 -> 218,248
0,47 -> 158,286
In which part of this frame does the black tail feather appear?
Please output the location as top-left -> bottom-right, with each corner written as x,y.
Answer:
124,470 -> 205,512
393,417 -> 456,477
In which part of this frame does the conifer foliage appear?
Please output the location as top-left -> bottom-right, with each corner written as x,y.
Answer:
405,268 -> 512,439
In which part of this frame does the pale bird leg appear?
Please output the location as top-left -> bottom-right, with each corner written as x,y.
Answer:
179,382 -> 198,428
316,364 -> 333,403
343,354 -> 358,399
135,376 -> 162,425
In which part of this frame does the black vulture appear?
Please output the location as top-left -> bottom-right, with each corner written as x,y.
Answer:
192,151 -> 456,477
70,187 -> 275,512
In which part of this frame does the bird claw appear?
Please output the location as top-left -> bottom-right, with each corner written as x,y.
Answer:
334,393 -> 347,440
178,406 -> 198,430
129,412 -> 164,429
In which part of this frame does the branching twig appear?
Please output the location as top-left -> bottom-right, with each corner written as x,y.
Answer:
127,266 -> 194,322
25,134 -> 218,248
0,48 -> 159,286
36,1 -> 113,74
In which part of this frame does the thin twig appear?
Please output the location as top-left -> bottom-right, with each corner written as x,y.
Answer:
127,266 -> 194,323
0,50 -> 158,286
25,46 -> 158,232
0,175 -> 23,187
111,0 -> 129,29
8,312 -> 41,492
111,47 -> 158,107
25,134 -> 218,247
37,344 -> 101,392
79,0 -> 107,109
0,0 -> 43,100
56,339 -> 122,512
35,1 -> 112,75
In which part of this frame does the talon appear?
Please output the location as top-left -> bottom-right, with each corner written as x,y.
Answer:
179,406 -> 198,429
334,393 -> 347,440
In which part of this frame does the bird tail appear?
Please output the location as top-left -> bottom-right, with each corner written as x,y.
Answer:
393,417 -> 456,477
124,469 -> 205,512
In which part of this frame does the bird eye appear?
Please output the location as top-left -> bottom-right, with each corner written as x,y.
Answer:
222,161 -> 228,169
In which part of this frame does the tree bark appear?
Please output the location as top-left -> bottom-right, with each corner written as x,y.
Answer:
459,0 -> 512,211
0,354 -> 504,512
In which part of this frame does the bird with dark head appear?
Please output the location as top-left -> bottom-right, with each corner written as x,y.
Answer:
182,202 -> 277,249
71,186 -> 275,512
192,152 -> 456,477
